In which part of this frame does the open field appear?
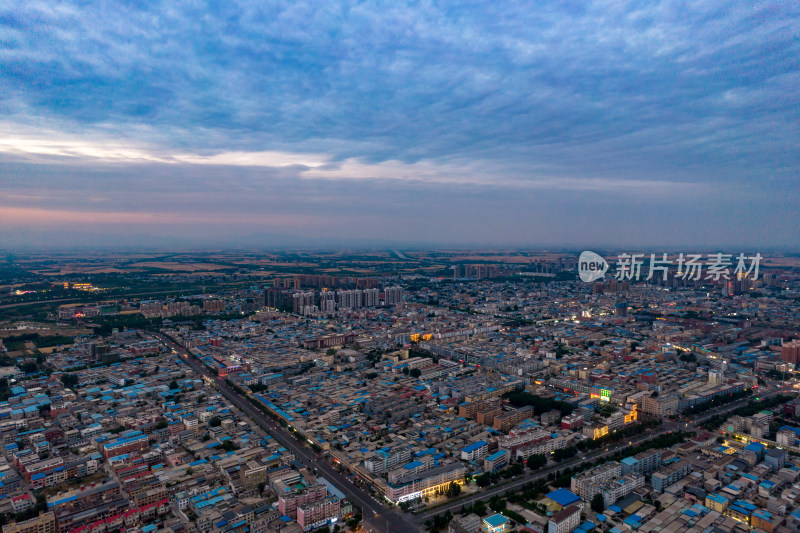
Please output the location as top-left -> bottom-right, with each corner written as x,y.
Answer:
129,262 -> 232,271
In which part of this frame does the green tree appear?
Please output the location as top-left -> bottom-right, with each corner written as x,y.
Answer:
346,513 -> 362,530
489,496 -> 506,513
553,446 -> 577,462
209,416 -> 222,427
410,368 -> 422,378
20,361 -> 38,374
217,439 -> 238,452
527,454 -> 547,470
446,481 -> 461,497
475,473 -> 493,487
591,493 -> 605,513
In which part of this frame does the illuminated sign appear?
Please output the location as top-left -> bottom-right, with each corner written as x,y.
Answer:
393,479 -> 465,504
397,491 -> 423,503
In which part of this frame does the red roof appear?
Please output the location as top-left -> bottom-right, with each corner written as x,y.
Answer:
122,470 -> 152,482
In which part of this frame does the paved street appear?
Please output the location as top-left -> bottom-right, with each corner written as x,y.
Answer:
155,331 -> 777,532
417,388 -> 777,522
153,332 -> 418,533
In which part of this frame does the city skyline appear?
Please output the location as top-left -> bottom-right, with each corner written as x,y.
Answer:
1,1 -> 798,249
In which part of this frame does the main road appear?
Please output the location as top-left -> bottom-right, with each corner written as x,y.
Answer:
418,387 -> 780,521
416,422 -> 679,520
152,332 -> 419,533
154,329 -> 780,531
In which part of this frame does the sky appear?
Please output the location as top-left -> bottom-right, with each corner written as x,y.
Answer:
1,1 -> 798,249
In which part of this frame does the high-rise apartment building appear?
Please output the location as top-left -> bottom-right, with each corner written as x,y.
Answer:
363,288 -> 380,307
383,286 -> 403,305
292,292 -> 316,314
336,289 -> 362,309
319,291 -> 336,313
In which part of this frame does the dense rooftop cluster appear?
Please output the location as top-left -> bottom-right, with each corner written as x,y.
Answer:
1,255 -> 800,533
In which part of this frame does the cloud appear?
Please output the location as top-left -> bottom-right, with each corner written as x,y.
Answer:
0,128 -> 704,197
0,1 -> 798,246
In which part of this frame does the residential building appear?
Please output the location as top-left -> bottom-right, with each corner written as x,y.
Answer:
547,504 -> 581,533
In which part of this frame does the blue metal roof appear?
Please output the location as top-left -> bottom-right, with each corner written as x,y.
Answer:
547,488 -> 581,507
462,440 -> 487,453
484,514 -> 509,527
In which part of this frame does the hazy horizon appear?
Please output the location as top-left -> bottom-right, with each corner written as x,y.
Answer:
1,229 -> 796,255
